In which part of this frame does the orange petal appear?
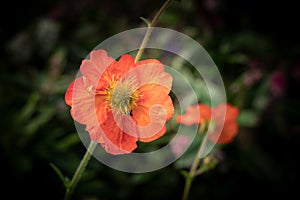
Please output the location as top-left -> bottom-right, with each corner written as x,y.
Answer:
65,80 -> 75,106
198,104 -> 212,123
132,84 -> 174,141
86,124 -> 130,155
69,77 -> 104,126
176,112 -> 199,125
90,50 -> 114,69
176,104 -> 211,125
95,54 -> 136,90
135,59 -> 163,68
80,50 -> 114,86
130,59 -> 172,91
213,103 -> 239,123
107,54 -> 135,77
100,111 -> 138,154
139,125 -> 166,142
86,125 -> 103,142
117,54 -> 136,76
95,94 -> 108,124
209,122 -> 238,144
136,84 -> 174,121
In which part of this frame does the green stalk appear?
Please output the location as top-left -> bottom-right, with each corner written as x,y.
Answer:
64,141 -> 97,200
181,130 -> 208,200
134,0 -> 173,63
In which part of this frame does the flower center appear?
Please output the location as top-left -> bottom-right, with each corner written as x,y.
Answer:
107,77 -> 139,115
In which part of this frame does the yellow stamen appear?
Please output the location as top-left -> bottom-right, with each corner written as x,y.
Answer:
106,76 -> 139,115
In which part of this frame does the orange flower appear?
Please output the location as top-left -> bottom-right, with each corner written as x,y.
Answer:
176,103 -> 239,144
65,50 -> 174,154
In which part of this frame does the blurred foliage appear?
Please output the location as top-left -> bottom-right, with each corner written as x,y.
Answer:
1,0 -> 300,199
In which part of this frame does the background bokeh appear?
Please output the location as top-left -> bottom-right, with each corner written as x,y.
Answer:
1,0 -> 300,199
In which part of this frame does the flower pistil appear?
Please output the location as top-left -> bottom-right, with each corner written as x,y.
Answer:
106,76 -> 139,115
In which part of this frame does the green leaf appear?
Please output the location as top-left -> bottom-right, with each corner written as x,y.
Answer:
17,92 -> 40,121
25,106 -> 55,136
50,163 -> 70,188
64,177 -> 71,188
56,134 -> 80,151
139,17 -> 151,26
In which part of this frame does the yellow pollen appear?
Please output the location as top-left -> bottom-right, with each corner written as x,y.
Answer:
107,77 -> 139,115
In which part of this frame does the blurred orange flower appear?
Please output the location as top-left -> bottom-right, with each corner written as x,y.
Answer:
65,50 -> 174,154
176,103 -> 239,144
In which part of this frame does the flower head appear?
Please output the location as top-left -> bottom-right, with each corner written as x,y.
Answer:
176,103 -> 239,144
65,50 -> 174,154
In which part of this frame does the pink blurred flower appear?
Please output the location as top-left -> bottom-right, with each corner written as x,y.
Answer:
243,68 -> 263,87
270,71 -> 286,97
171,135 -> 190,157
243,59 -> 264,87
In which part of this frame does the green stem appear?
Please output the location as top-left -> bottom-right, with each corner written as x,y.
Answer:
64,141 -> 97,200
182,175 -> 193,200
181,132 -> 208,200
134,0 -> 173,63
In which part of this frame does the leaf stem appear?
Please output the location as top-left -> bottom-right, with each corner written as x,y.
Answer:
134,0 -> 173,63
64,141 -> 97,200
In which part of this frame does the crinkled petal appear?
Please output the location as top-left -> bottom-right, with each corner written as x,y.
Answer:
96,54 -> 136,89
132,84 -> 174,141
100,111 -> 138,154
67,77 -> 104,126
80,50 -> 114,87
116,54 -> 136,76
107,54 -> 135,78
129,59 -> 172,90
95,94 -> 108,124
139,125 -> 167,142
86,124 -> 129,155
86,125 -> 104,142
